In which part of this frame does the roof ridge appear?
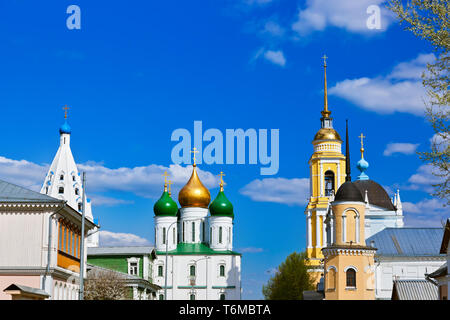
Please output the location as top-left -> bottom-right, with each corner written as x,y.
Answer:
0,178 -> 61,202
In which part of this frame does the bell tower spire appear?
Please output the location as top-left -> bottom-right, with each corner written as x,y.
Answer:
322,55 -> 331,119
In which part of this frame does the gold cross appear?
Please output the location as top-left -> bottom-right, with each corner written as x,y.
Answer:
62,105 -> 70,119
218,171 -> 225,183
191,147 -> 199,166
359,133 -> 366,149
322,54 -> 328,67
218,171 -> 225,190
162,171 -> 169,184
167,180 -> 173,195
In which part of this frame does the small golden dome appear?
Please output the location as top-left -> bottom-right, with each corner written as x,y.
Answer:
314,128 -> 342,141
178,165 -> 211,208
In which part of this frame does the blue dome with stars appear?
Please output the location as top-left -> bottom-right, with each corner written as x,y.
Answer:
59,120 -> 71,134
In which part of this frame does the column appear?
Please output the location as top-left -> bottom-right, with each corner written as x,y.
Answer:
337,162 -> 341,188
322,218 -> 327,248
307,211 -> 312,248
316,213 -> 321,248
319,162 -> 323,197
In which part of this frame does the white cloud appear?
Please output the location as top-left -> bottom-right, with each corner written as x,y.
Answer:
329,53 -> 435,116
240,177 -> 309,206
402,198 -> 449,227
0,154 -> 219,206
263,50 -> 286,67
383,143 -> 420,156
262,21 -> 285,37
292,0 -> 393,36
238,247 -> 264,253
406,164 -> 445,193
99,230 -> 151,247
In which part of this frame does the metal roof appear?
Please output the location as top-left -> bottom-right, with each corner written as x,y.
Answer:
392,279 -> 438,300
87,246 -> 156,256
0,179 -> 60,203
3,284 -> 50,297
366,228 -> 444,257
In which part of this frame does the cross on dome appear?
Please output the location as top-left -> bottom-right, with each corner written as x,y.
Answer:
218,171 -> 225,191
168,180 -> 173,196
62,105 -> 70,119
191,147 -> 199,166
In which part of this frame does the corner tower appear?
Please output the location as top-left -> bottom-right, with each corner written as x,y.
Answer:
305,57 -> 346,281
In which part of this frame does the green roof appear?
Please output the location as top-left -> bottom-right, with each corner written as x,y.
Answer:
156,243 -> 241,256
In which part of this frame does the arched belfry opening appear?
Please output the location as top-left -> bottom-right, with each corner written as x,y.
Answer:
324,170 -> 335,196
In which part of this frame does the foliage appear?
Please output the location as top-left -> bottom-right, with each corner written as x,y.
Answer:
262,251 -> 314,300
84,268 -> 129,300
388,0 -> 449,204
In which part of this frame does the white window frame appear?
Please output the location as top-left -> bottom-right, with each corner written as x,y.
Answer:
127,257 -> 140,276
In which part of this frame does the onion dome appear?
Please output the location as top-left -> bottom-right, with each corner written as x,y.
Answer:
59,120 -> 71,135
209,176 -> 234,218
154,185 -> 178,216
314,128 -> 341,141
334,181 -> 364,202
178,164 -> 211,208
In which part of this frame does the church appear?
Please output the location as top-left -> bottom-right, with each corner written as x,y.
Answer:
152,152 -> 241,300
304,58 -> 445,299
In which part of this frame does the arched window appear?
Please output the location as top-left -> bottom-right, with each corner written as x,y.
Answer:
78,203 -> 82,211
346,268 -> 356,288
219,227 -> 223,244
75,188 -> 79,195
173,227 -> 176,244
162,227 -> 166,245
324,171 -> 335,196
190,265 -> 196,277
183,223 -> 185,242
192,222 -> 195,242
58,187 -> 64,194
220,265 -> 225,277
190,294 -> 195,300
202,221 -> 205,242
327,267 -> 336,290
220,293 -> 226,300
158,265 -> 163,277
159,294 -> 164,300
72,176 -> 76,182
210,227 -> 212,243
60,175 -> 64,181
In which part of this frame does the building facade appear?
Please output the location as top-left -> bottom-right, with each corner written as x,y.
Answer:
0,179 -> 97,300
153,164 -> 241,300
87,247 -> 161,299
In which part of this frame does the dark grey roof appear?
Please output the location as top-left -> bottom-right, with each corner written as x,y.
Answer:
0,179 -> 60,203
87,246 -> 156,256
3,284 -> 50,297
392,279 -> 438,300
367,228 -> 444,257
427,262 -> 447,279
334,181 -> 364,202
354,179 -> 395,210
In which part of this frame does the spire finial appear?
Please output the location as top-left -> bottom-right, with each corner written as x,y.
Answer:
321,55 -> 331,118
162,171 -> 169,192
63,105 -> 70,120
168,180 -> 173,196
191,147 -> 199,167
359,133 -> 366,158
218,171 -> 225,191
345,119 -> 351,182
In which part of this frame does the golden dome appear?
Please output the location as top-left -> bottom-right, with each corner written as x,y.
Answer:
178,164 -> 211,208
314,128 -> 342,141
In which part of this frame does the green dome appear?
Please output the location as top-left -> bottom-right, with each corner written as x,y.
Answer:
154,191 -> 178,216
209,190 -> 234,218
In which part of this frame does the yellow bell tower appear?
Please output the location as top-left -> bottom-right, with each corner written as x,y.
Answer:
305,56 -> 346,283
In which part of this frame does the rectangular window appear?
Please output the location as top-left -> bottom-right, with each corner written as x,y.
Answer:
173,228 -> 176,245
158,265 -> 163,277
59,223 -> 63,250
129,262 -> 138,275
192,222 -> 195,242
163,227 -> 166,245
183,223 -> 185,242
219,227 -> 222,244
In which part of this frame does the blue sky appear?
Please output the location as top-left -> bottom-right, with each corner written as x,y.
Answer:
0,0 -> 448,299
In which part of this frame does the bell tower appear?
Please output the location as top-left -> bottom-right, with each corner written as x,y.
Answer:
304,57 -> 346,282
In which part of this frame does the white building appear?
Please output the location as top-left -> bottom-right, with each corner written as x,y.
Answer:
0,179 -> 97,300
40,114 -> 99,247
153,165 -> 241,300
367,227 -> 445,300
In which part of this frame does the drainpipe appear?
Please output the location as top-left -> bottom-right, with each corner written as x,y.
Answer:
43,201 -> 68,294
